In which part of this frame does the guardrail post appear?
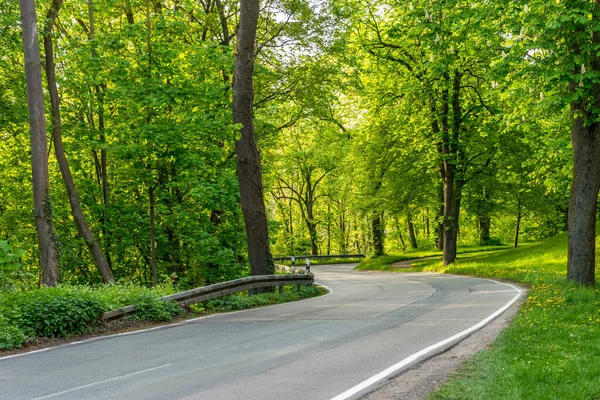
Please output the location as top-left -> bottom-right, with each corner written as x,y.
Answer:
248,288 -> 253,297
279,285 -> 283,294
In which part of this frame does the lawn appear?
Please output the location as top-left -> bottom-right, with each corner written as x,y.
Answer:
359,234 -> 600,400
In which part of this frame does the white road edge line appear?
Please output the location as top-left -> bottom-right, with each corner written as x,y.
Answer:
30,363 -> 173,400
329,279 -> 523,400
0,283 -> 332,362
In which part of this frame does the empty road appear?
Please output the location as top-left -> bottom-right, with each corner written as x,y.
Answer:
0,264 -> 521,400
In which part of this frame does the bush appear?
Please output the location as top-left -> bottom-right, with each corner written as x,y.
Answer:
131,294 -> 182,321
0,314 -> 24,350
11,286 -> 106,338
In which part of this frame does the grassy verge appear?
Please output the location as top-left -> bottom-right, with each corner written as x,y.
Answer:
361,234 -> 600,399
355,244 -> 512,271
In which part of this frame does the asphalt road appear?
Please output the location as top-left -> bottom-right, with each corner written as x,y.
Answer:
0,264 -> 521,400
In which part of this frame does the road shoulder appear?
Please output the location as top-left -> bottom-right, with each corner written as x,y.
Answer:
362,286 -> 527,400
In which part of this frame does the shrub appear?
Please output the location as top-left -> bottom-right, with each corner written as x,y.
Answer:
131,293 -> 182,321
11,286 -> 106,338
0,314 -> 24,350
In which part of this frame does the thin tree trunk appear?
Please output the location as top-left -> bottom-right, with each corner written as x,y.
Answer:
88,0 -> 112,268
149,185 -> 157,286
327,202 -> 331,255
43,0 -> 114,283
514,206 -> 521,249
395,219 -> 406,248
233,0 -> 274,275
408,218 -> 418,249
20,0 -> 60,286
372,213 -> 383,256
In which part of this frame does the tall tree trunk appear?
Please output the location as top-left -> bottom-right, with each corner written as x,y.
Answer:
394,218 -> 406,248
566,15 -> 600,286
327,202 -> 331,255
408,217 -> 418,249
372,213 -> 384,256
20,0 -> 60,286
43,0 -> 114,283
87,0 -> 112,268
307,221 -> 319,256
567,105 -> 600,285
514,205 -> 521,249
233,0 -> 274,275
432,104 -> 445,250
442,72 -> 462,265
149,185 -> 157,286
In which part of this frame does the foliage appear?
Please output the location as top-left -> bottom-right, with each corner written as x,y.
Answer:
193,285 -> 326,313
0,314 -> 24,350
6,286 -> 106,338
0,239 -> 29,291
0,282 -> 179,348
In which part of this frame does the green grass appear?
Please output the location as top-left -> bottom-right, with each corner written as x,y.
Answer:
355,244 -> 513,271
361,234 -> 600,399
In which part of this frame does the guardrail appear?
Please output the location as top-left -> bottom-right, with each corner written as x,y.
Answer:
101,274 -> 314,322
273,254 -> 365,262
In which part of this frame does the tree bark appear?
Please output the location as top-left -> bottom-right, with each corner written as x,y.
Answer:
567,105 -> 600,285
149,185 -> 157,286
514,206 -> 521,249
442,72 -> 462,265
43,0 -> 114,283
372,213 -> 384,256
566,13 -> 600,286
20,0 -> 60,286
233,0 -> 274,275
408,218 -> 418,249
87,0 -> 112,268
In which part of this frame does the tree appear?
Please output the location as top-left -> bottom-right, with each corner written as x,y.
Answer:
43,0 -> 114,283
233,0 -> 274,276
514,0 -> 600,285
19,0 -> 60,286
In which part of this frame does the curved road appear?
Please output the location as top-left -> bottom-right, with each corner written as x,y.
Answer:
0,264 -> 521,400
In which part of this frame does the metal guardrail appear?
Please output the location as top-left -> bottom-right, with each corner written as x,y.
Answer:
101,274 -> 314,322
273,254 -> 365,262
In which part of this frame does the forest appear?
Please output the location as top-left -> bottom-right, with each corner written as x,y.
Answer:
1,0 -> 599,292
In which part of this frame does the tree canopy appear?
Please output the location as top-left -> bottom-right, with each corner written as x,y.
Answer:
2,0 -> 597,288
